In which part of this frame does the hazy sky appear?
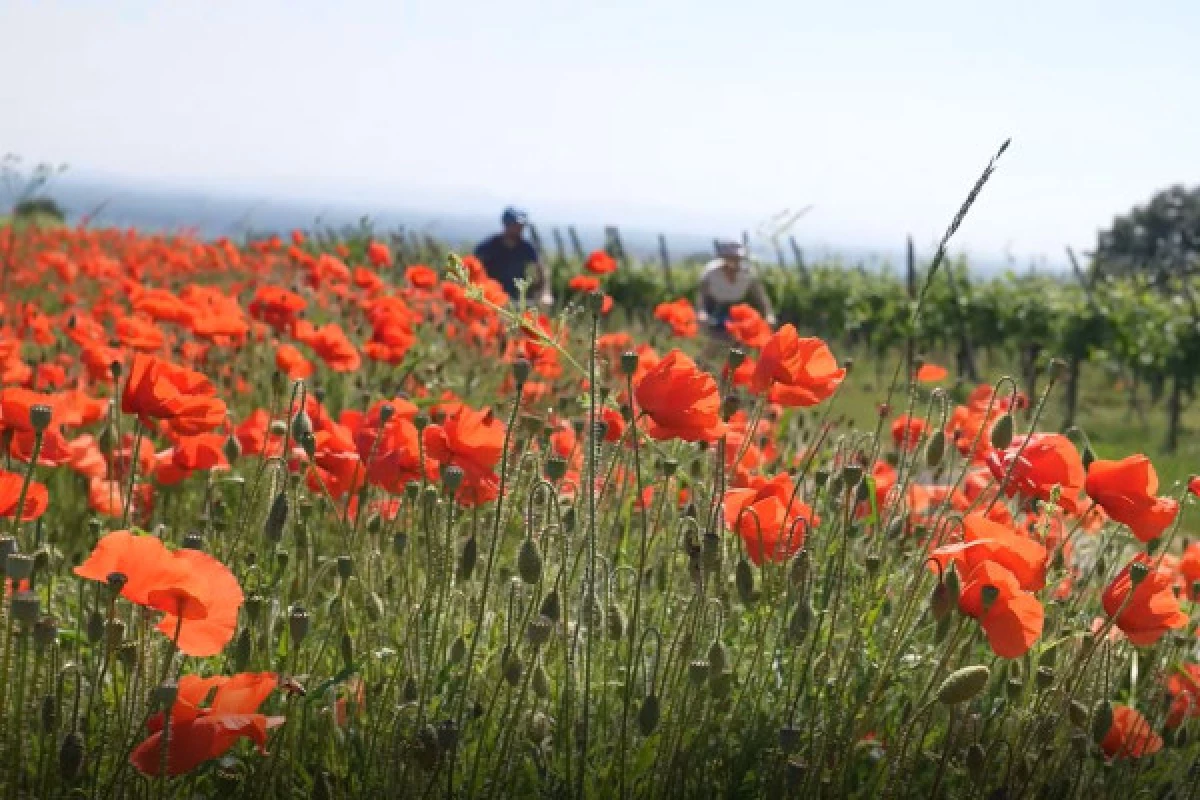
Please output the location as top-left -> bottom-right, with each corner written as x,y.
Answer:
2,0 -> 1198,261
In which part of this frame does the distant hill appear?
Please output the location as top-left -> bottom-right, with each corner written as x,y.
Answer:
35,176 -> 1035,274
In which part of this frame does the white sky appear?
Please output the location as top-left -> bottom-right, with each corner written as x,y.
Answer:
2,0 -> 1198,261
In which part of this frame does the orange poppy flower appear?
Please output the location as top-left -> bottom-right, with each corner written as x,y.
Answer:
985,434 -> 1085,513
75,530 -> 243,656
1165,664 -> 1200,728
750,325 -> 845,407
633,350 -> 726,443
122,354 -> 227,436
1084,455 -> 1179,542
248,286 -> 307,333
0,469 -> 49,521
584,250 -> 617,275
304,323 -> 361,373
725,304 -> 772,350
422,406 -> 506,482
131,672 -> 284,776
599,406 -> 625,443
1101,554 -> 1189,646
723,472 -> 818,565
957,560 -> 1044,658
1189,476 -> 1200,498
1100,705 -> 1163,760
170,433 -> 228,472
355,415 -> 429,495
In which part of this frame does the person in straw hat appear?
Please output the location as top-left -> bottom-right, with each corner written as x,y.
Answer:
696,240 -> 777,332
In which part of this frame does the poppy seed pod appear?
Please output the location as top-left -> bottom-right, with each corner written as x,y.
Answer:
340,631 -> 354,668
401,676 -> 419,704
181,531 -> 205,551
392,531 -> 408,556
34,615 -> 58,651
841,464 -> 863,488
707,640 -> 730,675
441,465 -> 464,493
980,584 -> 1000,613
448,636 -> 466,665
378,403 -> 395,424
232,627 -> 252,671
1091,701 -> 1113,744
1035,666 -> 1055,690
41,693 -> 58,734
502,648 -> 524,686
965,743 -> 986,782
337,555 -> 354,582
289,605 -> 311,645
787,600 -> 813,644
290,409 -> 312,441
735,559 -> 755,604
544,456 -> 567,483
532,661 -> 551,698
585,290 -> 605,315
151,682 -> 179,710
722,394 -> 740,421
688,660 -> 711,686
512,358 -> 532,386
527,615 -> 554,648
12,590 -> 40,627
606,605 -> 627,641
936,665 -> 991,705
6,553 -> 32,581
298,431 -> 316,459
1128,560 -> 1149,587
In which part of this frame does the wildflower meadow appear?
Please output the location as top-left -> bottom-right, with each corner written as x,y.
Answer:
0,151 -> 1198,799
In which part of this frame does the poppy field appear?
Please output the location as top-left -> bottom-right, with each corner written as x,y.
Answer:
1,195 -> 1199,799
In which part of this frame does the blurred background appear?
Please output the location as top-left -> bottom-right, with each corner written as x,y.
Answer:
1,0 -> 1197,269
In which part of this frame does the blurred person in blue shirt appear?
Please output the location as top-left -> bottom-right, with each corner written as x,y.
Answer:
474,207 -> 552,305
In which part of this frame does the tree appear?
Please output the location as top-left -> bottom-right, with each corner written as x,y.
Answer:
1094,185 -> 1200,277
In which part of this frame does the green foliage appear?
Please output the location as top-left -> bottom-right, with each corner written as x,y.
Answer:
1095,185 -> 1200,277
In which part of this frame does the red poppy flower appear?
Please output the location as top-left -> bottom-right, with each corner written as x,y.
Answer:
931,512 -> 1048,592
1084,455 -> 1179,542
0,469 -> 49,521
891,415 -> 929,450
275,344 -> 314,381
366,240 -> 391,268
723,472 -> 818,565
569,275 -> 601,293
584,250 -> 617,275
1100,705 -> 1163,760
122,354 -> 227,436
75,530 -> 243,656
405,265 -> 438,289
131,672 -> 284,776
957,560 -> 1044,658
915,363 -> 948,383
423,406 -> 506,483
1101,554 -> 1189,646
985,434 -> 1085,513
725,304 -> 772,350
653,298 -> 698,338
633,350 -> 726,442
303,323 -> 361,373
751,325 -> 845,407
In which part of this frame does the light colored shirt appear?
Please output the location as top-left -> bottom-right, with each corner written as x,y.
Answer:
700,259 -> 759,305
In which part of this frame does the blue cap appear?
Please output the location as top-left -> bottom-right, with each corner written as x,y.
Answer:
502,207 -> 528,225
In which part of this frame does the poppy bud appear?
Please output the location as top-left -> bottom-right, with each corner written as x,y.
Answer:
152,682 -> 179,710
532,662 -> 551,698
340,631 -> 354,668
220,433 -> 242,465
517,537 -> 543,585
378,403 -> 395,424
105,619 -> 126,649
244,594 -> 265,624
527,615 -> 554,648
930,582 -> 953,621
727,349 -> 746,370
688,660 -> 710,686
402,676 -> 419,704
925,430 -> 946,468
448,636 -> 466,664
1005,678 -> 1023,703
702,531 -> 722,570
1091,701 -> 1114,744
457,535 -> 478,582
1035,666 -> 1055,690
606,605 -> 627,641
585,290 -> 605,315
787,600 -> 813,644
393,531 -> 408,556
29,404 -> 53,433
1128,560 -> 1149,586
291,409 -> 312,441
722,394 -> 740,421
778,725 -> 801,753
86,610 -> 105,645
59,731 -> 85,783
181,531 -> 205,551
637,693 -> 660,736
990,413 -> 1014,450
0,536 -> 15,574
413,412 -> 430,433
544,456 -> 567,483
936,665 -> 990,705
289,605 -> 310,645
41,693 -> 58,734
511,358 -> 532,387
34,615 -> 57,651
735,558 -> 755,604
709,669 -> 733,699
865,554 -> 882,575
539,589 -> 561,623
298,431 -> 316,459
276,549 -> 290,573
965,743 -> 986,782
708,640 -> 730,675
502,648 -> 524,687
789,550 -> 810,588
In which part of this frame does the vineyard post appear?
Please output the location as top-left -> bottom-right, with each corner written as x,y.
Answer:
657,233 -> 675,293
552,228 -> 567,265
528,223 -> 545,257
905,235 -> 916,384
568,226 -> 585,261
605,226 -> 630,269
789,235 -> 809,281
